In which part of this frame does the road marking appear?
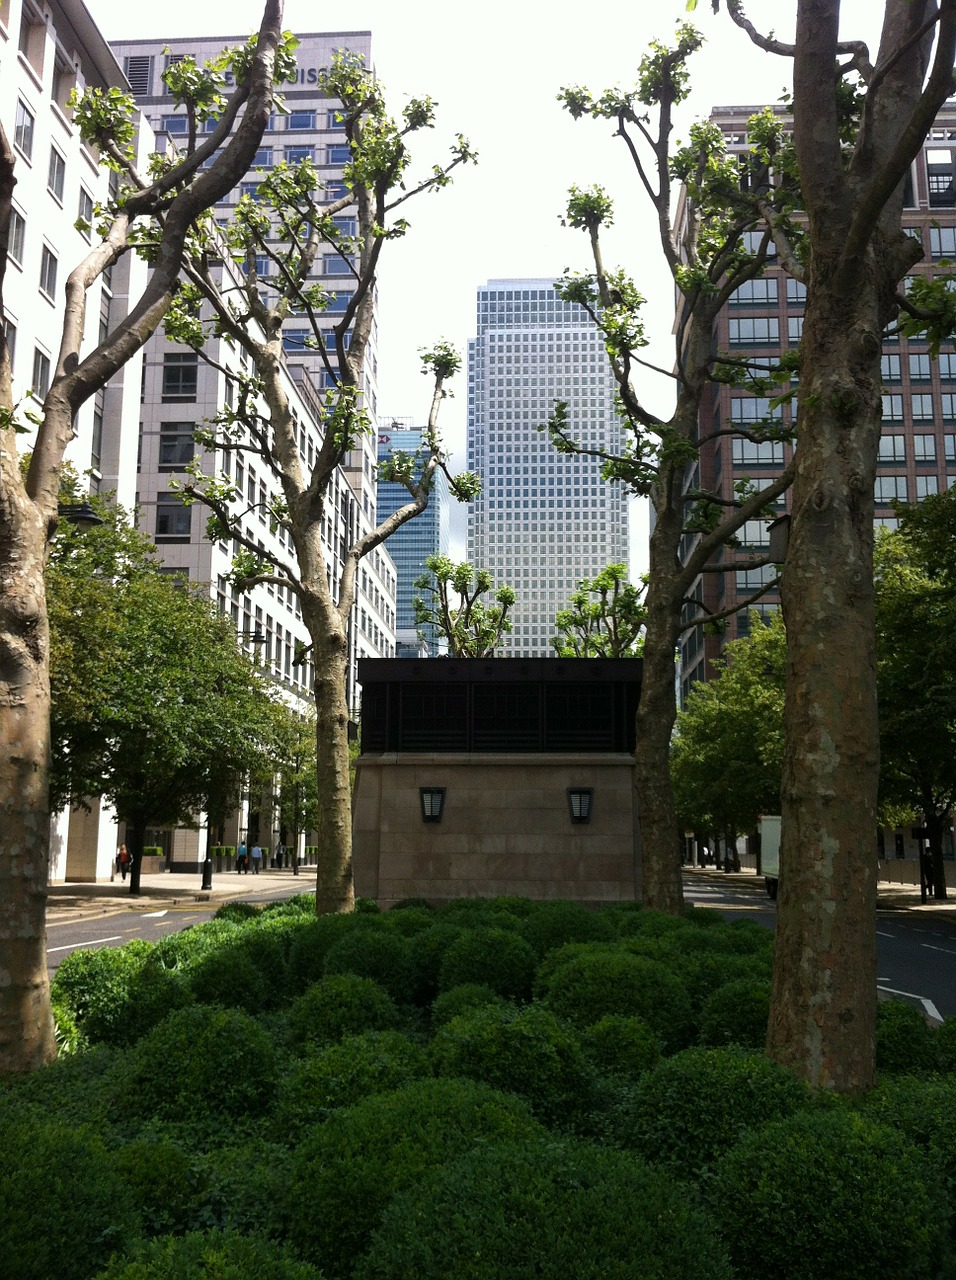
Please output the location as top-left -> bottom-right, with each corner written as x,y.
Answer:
47,936 -> 122,953
141,910 -> 168,918
923,943 -> 956,957
877,931 -> 895,938
878,984 -> 942,1023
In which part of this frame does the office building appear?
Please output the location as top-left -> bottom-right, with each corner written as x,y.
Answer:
679,103 -> 956,702
377,419 -> 450,656
466,278 -> 629,656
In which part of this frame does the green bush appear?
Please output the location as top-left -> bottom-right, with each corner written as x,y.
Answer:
876,998 -> 938,1075
113,1134 -> 209,1237
519,900 -> 618,957
2,1044 -> 124,1134
287,974 -> 399,1050
390,896 -> 435,912
0,1114 -> 140,1280
188,945 -> 269,1015
151,919 -> 240,971
580,1014 -> 662,1078
430,983 -> 508,1028
122,1004 -> 277,1122
430,1002 -> 592,1124
937,1016 -> 956,1073
275,1030 -> 430,1129
286,915 -> 368,991
261,892 -> 317,917
699,978 -> 771,1049
194,1139 -> 295,1237
92,1231 -> 323,1280
619,1046 -> 809,1181
708,1108 -> 947,1280
405,922 -> 468,1005
380,906 -> 436,937
323,927 -> 411,1003
438,928 -> 537,1000
537,948 -> 695,1049
436,899 -> 525,932
354,1137 -> 733,1280
286,1077 -> 544,1277
862,1074 -> 956,1222
214,901 -> 261,922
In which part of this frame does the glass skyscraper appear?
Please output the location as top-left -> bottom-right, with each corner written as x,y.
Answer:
377,421 -> 450,656
466,279 -> 629,655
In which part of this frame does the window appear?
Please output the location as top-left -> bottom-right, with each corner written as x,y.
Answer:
161,114 -> 188,135
319,369 -> 339,388
787,316 -> 803,344
914,433 -> 937,462
729,397 -> 781,426
874,475 -> 908,502
736,563 -> 777,590
159,423 -> 196,471
155,492 -> 191,540
123,54 -> 153,96
285,144 -> 313,163
39,245 -> 58,298
239,182 -> 263,202
728,317 -> 779,345
47,147 -> 66,204
927,149 -> 955,207
32,347 -> 50,399
287,109 -> 316,131
18,5 -> 44,76
943,394 -> 956,422
882,394 -> 904,422
730,278 -> 778,305
7,207 -> 25,265
14,100 -> 34,159
327,143 -> 351,165
2,317 -> 16,373
912,393 -> 935,420
326,291 -> 353,313
162,352 -> 198,402
732,438 -> 785,465
881,354 -> 901,383
878,434 -> 906,462
252,146 -> 273,168
909,353 -> 932,381
916,475 -> 939,498
786,278 -> 807,303
738,520 -> 770,548
742,230 -> 776,256
326,108 -> 343,130
323,180 -> 348,202
939,352 -> 956,380
90,404 -> 103,472
323,253 -> 355,275
946,434 -> 956,463
930,226 -> 956,260
282,329 -> 311,351
331,215 -> 357,238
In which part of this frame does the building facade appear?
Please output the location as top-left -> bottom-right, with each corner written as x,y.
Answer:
466,278 -> 629,656
377,419 -> 450,656
679,103 -> 956,703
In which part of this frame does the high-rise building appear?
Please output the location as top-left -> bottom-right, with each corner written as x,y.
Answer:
377,419 -> 450,656
466,278 -> 629,656
679,103 -> 956,703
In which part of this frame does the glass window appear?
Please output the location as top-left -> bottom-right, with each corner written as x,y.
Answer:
323,254 -> 355,275
786,278 -> 807,303
7,207 -> 25,264
326,291 -> 353,313
239,182 -> 263,202
732,438 -> 785,465
252,146 -> 273,168
914,433 -> 937,461
729,397 -> 781,425
3,318 -> 17,374
155,492 -> 191,540
928,149 -> 955,207
282,329 -> 310,351
158,423 -> 196,471
909,353 -> 932,381
930,226 -> 956,259
287,109 -> 316,131
47,147 -> 65,201
728,317 -> 779,345
787,316 -> 803,344
882,394 -> 904,422
327,143 -> 351,165
942,394 -> 956,422
730,278 -> 778,305
912,393 -> 935,420
881,354 -> 901,383
285,144 -> 313,163
162,352 -> 198,402
879,434 -> 906,462
32,347 -> 50,398
874,475 -> 907,502
77,188 -> 93,239
39,245 -> 57,298
14,100 -> 34,159
323,180 -> 348,202
161,114 -> 188,135
916,475 -> 939,498
331,215 -> 356,237
326,108 -> 343,130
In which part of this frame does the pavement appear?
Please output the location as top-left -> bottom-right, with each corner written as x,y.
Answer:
684,864 -> 956,916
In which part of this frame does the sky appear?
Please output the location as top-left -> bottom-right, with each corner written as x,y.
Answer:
90,0 -> 879,565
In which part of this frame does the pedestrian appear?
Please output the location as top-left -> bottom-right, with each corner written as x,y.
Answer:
117,844 -> 131,881
237,841 -> 247,874
251,842 -> 262,874
276,842 -> 284,869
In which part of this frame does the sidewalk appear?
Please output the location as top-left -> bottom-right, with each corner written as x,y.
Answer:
684,864 -> 956,915
46,866 -> 311,923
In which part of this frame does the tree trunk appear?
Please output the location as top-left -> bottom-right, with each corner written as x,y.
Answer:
925,810 -> 949,901
126,815 -> 148,897
0,493 -> 57,1076
308,613 -> 354,914
768,258 -> 882,1093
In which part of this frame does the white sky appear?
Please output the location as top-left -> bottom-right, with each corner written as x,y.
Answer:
91,0 -> 879,565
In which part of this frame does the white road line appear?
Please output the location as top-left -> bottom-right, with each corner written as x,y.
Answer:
141,910 -> 168,918
878,984 -> 942,1023
923,943 -> 956,957
47,936 -> 122,953
877,931 -> 895,938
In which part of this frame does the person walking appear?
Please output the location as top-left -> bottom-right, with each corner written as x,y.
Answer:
251,843 -> 262,875
237,841 -> 247,874
117,844 -> 131,881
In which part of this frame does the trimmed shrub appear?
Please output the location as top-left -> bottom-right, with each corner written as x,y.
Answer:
286,1077 -> 544,1277
619,1046 -> 809,1181
260,892 -> 318,917
430,983 -> 507,1028
436,899 -> 525,932
876,998 -> 938,1075
188,945 -> 268,1015
538,948 -> 695,1049
113,1134 -> 209,1237
390,897 -> 435,912
580,1014 -> 662,1078
699,978 -> 771,1049
437,928 -> 537,1000
380,906 -> 436,937
323,927 -> 412,1003
862,1074 -> 956,1223
519,900 -> 618,958
709,1108 -> 947,1280
194,1139 -> 295,1237
937,1015 -> 956,1073
287,974 -> 399,1049
122,1004 -> 276,1122
92,1230 -> 323,1280
214,900 -> 261,922
275,1030 -> 430,1129
0,1114 -> 140,1280
430,1002 -> 592,1124
286,915 -> 369,990
3,1043 -> 124,1133
405,923 -> 468,1005
354,1137 -> 734,1280
355,897 -> 381,913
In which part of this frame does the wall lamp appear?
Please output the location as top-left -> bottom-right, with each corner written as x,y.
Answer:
567,787 -> 594,824
58,501 -> 104,531
420,787 -> 445,823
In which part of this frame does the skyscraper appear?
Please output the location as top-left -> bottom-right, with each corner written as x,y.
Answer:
377,419 -> 450,656
679,104 -> 956,703
466,279 -> 628,656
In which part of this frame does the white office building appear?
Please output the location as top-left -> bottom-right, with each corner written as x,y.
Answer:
467,278 -> 629,655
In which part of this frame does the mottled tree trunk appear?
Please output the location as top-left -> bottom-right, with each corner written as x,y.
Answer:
925,809 -> 949,901
307,605 -> 355,915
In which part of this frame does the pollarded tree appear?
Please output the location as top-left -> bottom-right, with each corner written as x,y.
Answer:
413,555 -> 516,658
551,563 -> 646,658
0,2 -> 285,1076
703,0 -> 956,1092
169,53 -> 479,914
551,32 -> 797,916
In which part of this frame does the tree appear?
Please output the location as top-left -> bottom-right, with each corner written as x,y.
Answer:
271,703 -> 319,876
700,0 -> 956,1092
413,555 -> 516,657
173,54 -> 479,914
551,36 -> 796,916
0,2 -> 285,1076
47,500 -> 275,895
875,493 -> 956,900
670,612 -> 786,840
551,563 -> 646,657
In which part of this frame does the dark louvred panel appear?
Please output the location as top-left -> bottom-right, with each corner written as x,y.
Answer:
398,684 -> 469,751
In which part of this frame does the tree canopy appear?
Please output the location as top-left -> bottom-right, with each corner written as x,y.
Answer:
552,563 -> 645,658
413,556 -> 516,658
